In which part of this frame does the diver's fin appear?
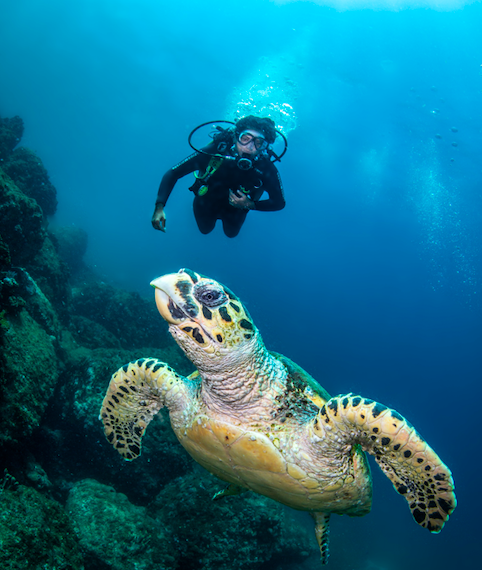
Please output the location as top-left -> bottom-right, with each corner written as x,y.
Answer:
100,358 -> 187,461
311,512 -> 330,565
315,394 -> 457,532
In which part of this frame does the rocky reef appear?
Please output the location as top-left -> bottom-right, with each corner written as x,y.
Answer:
0,115 -> 317,570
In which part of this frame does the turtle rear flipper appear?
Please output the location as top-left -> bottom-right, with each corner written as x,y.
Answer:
100,358 -> 188,461
312,512 -> 331,565
315,394 -> 457,532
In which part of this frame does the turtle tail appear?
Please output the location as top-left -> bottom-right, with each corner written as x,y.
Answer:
315,394 -> 457,533
99,358 -> 187,461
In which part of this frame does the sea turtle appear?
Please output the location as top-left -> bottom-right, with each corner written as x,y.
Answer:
100,268 -> 456,565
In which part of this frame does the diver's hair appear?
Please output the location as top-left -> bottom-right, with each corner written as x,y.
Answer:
235,115 -> 277,145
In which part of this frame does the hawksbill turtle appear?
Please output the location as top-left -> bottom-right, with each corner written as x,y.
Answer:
100,268 -> 456,564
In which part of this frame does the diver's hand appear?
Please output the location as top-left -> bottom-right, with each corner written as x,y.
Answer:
151,204 -> 166,232
229,190 -> 255,210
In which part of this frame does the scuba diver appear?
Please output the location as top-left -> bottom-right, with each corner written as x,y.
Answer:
151,115 -> 286,238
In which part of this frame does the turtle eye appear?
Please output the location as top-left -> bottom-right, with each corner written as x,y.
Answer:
194,284 -> 227,308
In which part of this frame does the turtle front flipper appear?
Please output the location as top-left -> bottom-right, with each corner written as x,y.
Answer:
315,394 -> 456,532
100,358 -> 189,461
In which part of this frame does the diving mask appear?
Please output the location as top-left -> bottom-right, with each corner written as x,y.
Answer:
237,131 -> 268,151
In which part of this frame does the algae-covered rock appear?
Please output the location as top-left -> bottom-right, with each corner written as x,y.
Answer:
0,233 -> 11,270
0,115 -> 24,160
71,281 -> 173,350
70,315 -> 122,349
67,479 -> 177,570
0,168 -> 46,264
149,468 -> 316,570
3,267 -> 62,337
2,147 -> 58,216
0,308 -> 59,444
28,235 -> 71,322
0,484 -> 84,570
0,270 -> 26,317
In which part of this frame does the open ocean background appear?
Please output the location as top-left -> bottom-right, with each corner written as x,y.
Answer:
1,1 -> 481,569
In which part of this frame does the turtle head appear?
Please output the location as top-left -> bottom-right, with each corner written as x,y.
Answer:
150,269 -> 259,369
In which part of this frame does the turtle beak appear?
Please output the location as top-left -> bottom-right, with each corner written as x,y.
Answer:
150,276 -> 186,324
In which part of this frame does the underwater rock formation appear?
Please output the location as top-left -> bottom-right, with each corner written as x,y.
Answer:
0,305 -> 60,445
149,468 -> 316,570
0,115 -> 23,160
50,224 -> 88,273
0,168 -> 45,264
67,479 -> 177,570
70,280 -> 172,350
2,146 -> 58,216
0,483 -> 84,570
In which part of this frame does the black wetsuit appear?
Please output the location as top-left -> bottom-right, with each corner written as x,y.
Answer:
156,142 -> 285,237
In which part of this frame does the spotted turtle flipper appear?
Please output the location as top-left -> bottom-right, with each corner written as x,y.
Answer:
315,394 -> 457,532
312,512 -> 331,565
99,358 -> 189,460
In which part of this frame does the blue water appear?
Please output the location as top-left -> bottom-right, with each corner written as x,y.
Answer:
1,1 -> 481,568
